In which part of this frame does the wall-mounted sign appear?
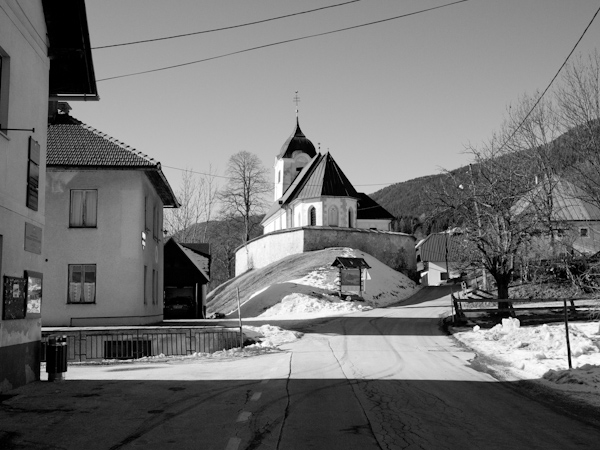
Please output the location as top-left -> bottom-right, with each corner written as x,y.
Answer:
24,222 -> 42,254
3,276 -> 27,320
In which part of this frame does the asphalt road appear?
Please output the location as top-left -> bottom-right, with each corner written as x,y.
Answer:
1,286 -> 600,449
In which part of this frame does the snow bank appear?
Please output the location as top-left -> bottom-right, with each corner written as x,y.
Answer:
287,247 -> 418,308
259,293 -> 371,318
453,320 -> 600,407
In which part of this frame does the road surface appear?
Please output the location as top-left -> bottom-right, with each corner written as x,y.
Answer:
1,287 -> 599,449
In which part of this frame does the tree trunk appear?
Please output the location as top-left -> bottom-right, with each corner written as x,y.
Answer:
496,276 -> 511,317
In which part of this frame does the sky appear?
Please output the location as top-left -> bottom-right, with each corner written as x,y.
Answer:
70,0 -> 600,197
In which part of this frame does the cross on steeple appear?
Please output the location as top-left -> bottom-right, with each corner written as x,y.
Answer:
293,91 -> 300,118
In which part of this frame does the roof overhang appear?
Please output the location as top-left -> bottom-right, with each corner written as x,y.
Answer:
43,0 -> 99,101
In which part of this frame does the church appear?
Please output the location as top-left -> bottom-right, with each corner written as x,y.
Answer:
261,119 -> 394,233
235,117 -> 416,277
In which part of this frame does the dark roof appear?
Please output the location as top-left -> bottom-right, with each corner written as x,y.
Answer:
262,152 -> 360,223
180,242 -> 211,257
165,238 -> 210,282
356,193 -> 395,220
278,119 -> 317,159
47,114 -> 179,207
331,257 -> 371,270
292,152 -> 360,199
43,0 -> 98,101
416,232 -> 464,262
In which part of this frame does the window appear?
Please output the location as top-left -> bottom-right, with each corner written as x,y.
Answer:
68,264 -> 96,303
0,51 -> 9,135
308,206 -> 316,226
153,205 -> 159,239
348,209 -> 354,228
580,228 -> 589,238
152,269 -> 158,305
26,138 -> 40,211
143,265 -> 147,305
144,196 -> 148,230
70,190 -> 97,227
329,206 -> 339,227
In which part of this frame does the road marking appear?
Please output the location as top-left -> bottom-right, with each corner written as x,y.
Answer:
225,437 -> 241,450
237,411 -> 252,422
251,392 -> 262,401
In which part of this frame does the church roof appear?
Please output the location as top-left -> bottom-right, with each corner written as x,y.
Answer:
288,152 -> 360,201
278,119 -> 317,159
262,151 -> 361,223
356,193 -> 395,220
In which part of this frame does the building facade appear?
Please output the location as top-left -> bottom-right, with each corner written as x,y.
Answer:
0,0 -> 97,392
43,111 -> 178,326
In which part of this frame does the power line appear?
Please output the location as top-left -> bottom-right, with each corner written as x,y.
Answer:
92,0 -> 363,50
497,4 -> 600,153
97,0 -> 469,82
161,164 -> 396,188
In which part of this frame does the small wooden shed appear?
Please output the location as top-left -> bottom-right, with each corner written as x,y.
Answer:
164,238 -> 210,319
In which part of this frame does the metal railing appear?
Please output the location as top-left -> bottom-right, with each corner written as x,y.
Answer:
41,327 -> 241,362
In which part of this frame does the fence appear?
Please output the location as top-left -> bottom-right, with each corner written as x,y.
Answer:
41,327 -> 241,362
451,290 -> 600,322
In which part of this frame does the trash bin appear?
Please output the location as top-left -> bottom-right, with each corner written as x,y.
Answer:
46,335 -> 67,382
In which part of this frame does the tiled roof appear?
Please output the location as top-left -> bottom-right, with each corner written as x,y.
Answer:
46,114 -> 179,207
47,114 -> 157,167
416,232 -> 464,262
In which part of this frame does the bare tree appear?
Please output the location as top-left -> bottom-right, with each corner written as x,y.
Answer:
556,50 -> 600,209
164,166 -> 219,243
219,151 -> 270,243
429,104 -> 555,305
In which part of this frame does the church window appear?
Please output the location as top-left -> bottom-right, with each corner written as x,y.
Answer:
309,206 -> 316,226
329,206 -> 339,227
348,209 -> 354,228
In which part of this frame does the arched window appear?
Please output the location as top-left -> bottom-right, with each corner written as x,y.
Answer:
348,209 -> 354,228
308,206 -> 316,226
329,206 -> 339,227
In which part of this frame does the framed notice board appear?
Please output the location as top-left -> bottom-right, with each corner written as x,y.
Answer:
3,276 -> 27,320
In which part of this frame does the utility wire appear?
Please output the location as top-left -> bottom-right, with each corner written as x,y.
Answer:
97,0 -> 469,82
497,4 -> 600,153
161,164 -> 396,187
92,0 -> 363,49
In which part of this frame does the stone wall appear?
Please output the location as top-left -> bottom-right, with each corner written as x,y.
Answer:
235,226 -> 416,276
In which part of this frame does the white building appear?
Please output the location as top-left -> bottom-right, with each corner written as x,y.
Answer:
0,0 -> 97,392
44,109 -> 178,326
262,119 -> 394,233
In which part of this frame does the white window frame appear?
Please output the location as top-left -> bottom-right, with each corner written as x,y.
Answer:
67,264 -> 96,304
69,189 -> 98,228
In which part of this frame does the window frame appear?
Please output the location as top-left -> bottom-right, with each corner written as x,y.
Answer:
67,264 -> 97,304
308,206 -> 316,226
0,50 -> 9,137
69,189 -> 98,228
26,138 -> 40,211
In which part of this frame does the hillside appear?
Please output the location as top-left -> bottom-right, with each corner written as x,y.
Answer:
206,247 -> 418,318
